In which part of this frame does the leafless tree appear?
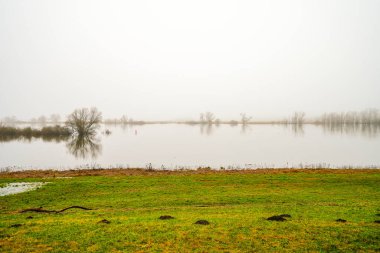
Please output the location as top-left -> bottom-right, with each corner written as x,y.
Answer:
291,112 -> 306,125
204,112 -> 215,124
120,114 -> 128,124
199,113 -> 205,123
240,113 -> 252,125
65,107 -> 102,136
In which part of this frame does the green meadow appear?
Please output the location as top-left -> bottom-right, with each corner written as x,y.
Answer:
0,169 -> 379,252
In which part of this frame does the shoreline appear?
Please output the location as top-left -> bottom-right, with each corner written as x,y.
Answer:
1,167 -> 379,178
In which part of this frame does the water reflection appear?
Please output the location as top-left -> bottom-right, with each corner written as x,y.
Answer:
66,134 -> 102,159
1,123 -> 379,161
240,124 -> 252,134
321,123 -> 380,138
0,130 -> 102,159
200,124 -> 214,135
0,135 -> 69,143
199,123 -> 253,135
1,123 -> 380,170
291,124 -> 305,136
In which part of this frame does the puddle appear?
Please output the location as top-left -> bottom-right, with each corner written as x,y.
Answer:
0,182 -> 48,196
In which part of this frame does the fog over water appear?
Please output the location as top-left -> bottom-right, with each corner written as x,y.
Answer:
1,0 -> 380,121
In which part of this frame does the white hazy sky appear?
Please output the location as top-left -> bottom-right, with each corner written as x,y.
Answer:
0,0 -> 379,121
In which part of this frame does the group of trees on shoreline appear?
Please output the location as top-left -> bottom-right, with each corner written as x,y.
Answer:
0,108 -> 102,140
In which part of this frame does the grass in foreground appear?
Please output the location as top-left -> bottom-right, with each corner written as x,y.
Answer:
0,169 -> 379,252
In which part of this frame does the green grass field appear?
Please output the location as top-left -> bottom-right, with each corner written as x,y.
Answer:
1,169 -> 379,252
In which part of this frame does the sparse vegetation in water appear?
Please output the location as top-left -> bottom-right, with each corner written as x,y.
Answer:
0,169 -> 379,252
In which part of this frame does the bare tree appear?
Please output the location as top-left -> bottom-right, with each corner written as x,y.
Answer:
240,113 -> 252,125
66,107 -> 102,136
291,112 -> 306,125
204,112 -> 215,124
199,113 -> 205,123
120,114 -> 128,124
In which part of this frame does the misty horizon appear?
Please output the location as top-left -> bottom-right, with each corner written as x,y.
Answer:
1,108 -> 380,124
1,0 -> 380,120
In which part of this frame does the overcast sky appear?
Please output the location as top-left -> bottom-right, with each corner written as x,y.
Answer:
0,0 -> 379,121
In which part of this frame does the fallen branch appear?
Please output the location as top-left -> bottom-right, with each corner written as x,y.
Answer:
57,206 -> 92,213
20,206 -> 92,214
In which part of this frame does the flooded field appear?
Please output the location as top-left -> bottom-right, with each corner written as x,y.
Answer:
0,124 -> 379,171
0,182 -> 47,196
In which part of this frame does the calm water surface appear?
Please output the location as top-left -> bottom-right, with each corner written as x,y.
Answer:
0,124 -> 379,170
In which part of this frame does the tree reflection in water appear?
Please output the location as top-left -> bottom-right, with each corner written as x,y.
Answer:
66,134 -> 102,159
291,124 -> 305,136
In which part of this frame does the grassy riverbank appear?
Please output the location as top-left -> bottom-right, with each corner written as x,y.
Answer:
0,169 -> 379,252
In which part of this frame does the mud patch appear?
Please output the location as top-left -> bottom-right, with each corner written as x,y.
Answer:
0,182 -> 48,196
9,224 -> 22,228
267,214 -> 291,221
195,220 -> 210,225
267,215 -> 287,221
98,219 -> 111,224
159,215 -> 174,220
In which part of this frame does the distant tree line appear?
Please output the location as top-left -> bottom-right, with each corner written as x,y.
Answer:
281,112 -> 306,125
0,114 -> 62,124
2,108 -> 380,127
103,114 -> 146,125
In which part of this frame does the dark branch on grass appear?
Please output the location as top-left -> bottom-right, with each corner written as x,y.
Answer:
20,206 -> 92,214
